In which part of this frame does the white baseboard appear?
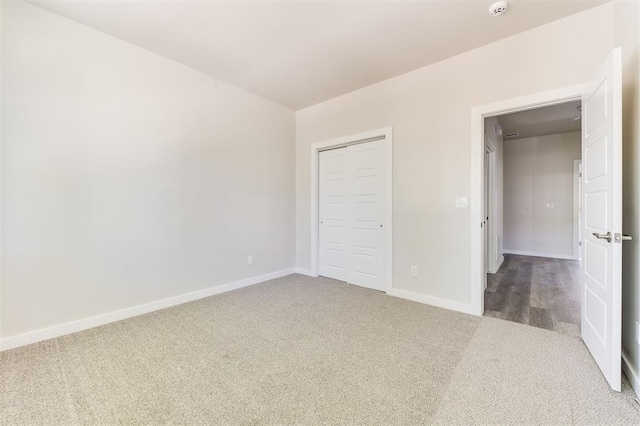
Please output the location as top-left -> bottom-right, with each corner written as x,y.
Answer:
387,288 -> 475,315
487,255 -> 505,274
0,268 -> 295,352
503,249 -> 577,261
622,351 -> 640,398
294,267 -> 316,277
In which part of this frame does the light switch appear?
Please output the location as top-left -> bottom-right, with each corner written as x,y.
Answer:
546,203 -> 554,209
456,197 -> 469,209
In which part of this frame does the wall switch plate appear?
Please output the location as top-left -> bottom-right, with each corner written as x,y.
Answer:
546,202 -> 555,208
456,197 -> 469,209
247,256 -> 253,265
411,266 -> 418,277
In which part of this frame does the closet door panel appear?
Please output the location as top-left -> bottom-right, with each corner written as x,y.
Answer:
318,148 -> 349,281
348,142 -> 385,290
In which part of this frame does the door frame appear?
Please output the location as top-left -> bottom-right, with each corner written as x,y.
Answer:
485,144 -> 500,275
482,146 -> 489,289
470,85 -> 585,315
573,160 -> 582,261
310,127 -> 393,292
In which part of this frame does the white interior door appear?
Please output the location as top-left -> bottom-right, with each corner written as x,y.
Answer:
581,48 -> 623,392
319,148 -> 349,281
318,141 -> 387,291
349,141 -> 386,291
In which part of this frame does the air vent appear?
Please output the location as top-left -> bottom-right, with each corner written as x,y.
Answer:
505,132 -> 519,138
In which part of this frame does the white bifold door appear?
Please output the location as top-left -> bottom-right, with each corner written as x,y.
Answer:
319,140 -> 387,291
581,48 -> 626,392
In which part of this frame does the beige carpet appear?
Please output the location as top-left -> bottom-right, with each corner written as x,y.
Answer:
1,274 -> 638,425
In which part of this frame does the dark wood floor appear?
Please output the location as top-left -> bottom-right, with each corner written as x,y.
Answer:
484,254 -> 581,336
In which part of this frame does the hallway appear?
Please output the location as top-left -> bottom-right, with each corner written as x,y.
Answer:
484,254 -> 581,336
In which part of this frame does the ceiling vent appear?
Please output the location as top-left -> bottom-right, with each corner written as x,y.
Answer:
489,1 -> 508,17
505,132 -> 519,138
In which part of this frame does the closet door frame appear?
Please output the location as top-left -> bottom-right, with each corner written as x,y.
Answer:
310,127 -> 393,293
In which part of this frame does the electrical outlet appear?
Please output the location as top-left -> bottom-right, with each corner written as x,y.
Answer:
247,256 -> 253,265
411,266 -> 418,277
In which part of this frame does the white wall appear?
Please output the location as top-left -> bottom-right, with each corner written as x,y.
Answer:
295,4 -> 613,309
503,132 -> 580,259
614,0 -> 640,397
1,0 -> 295,340
484,117 -> 504,270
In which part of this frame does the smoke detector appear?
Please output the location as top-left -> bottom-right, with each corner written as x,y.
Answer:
489,1 -> 508,16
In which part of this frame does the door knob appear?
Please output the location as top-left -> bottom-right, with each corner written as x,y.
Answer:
614,233 -> 633,243
593,232 -> 612,242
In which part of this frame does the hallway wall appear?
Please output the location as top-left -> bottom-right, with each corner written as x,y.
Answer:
614,0 -> 640,397
503,132 -> 580,259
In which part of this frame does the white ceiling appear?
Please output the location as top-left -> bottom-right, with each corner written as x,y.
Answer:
497,100 -> 582,140
28,0 -> 607,110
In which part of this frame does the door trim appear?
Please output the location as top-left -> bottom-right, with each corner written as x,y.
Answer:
573,159 -> 582,261
310,127 -> 393,293
485,146 -> 499,275
470,85 -> 586,316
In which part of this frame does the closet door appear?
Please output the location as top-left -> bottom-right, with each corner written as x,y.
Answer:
348,141 -> 385,291
318,141 -> 387,291
318,148 -> 349,281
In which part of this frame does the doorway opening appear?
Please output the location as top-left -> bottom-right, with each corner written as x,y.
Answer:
483,100 -> 583,335
470,84 -> 585,318
471,50 -> 624,392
